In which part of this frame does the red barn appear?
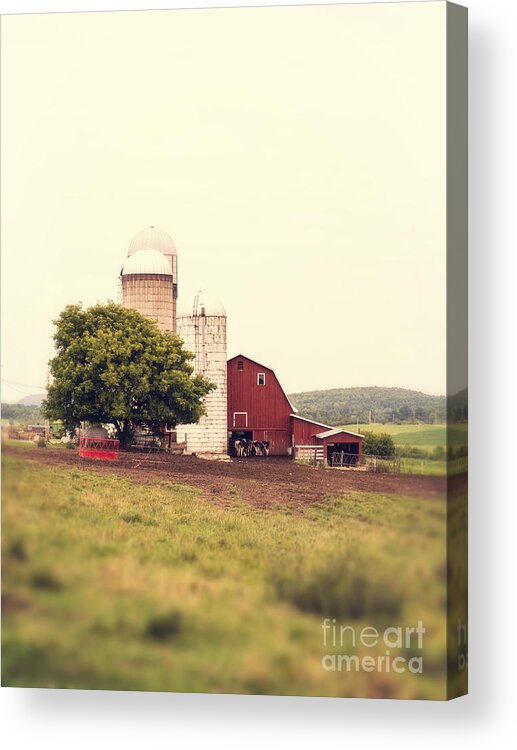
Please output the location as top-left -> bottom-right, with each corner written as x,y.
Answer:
227,354 -> 295,455
227,354 -> 363,463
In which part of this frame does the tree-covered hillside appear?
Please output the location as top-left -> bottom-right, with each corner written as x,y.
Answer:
288,386 -> 448,426
1,403 -> 43,424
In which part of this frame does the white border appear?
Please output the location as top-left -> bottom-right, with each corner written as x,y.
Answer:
1,1 -> 517,749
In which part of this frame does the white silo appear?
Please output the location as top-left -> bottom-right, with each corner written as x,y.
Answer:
121,248 -> 174,333
177,291 -> 228,455
128,226 -> 178,330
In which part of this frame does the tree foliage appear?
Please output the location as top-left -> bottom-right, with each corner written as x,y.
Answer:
361,431 -> 396,458
288,386 -> 453,426
1,403 -> 43,424
43,303 -> 215,445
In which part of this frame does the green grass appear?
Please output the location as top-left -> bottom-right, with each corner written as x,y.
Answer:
340,423 -> 467,475
2,438 -> 37,449
2,455 -> 453,699
341,423 -> 467,448
2,438 -> 72,451
399,458 -> 446,476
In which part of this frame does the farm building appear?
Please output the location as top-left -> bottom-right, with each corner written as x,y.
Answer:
120,228 -> 363,463
177,292 -> 228,455
227,355 -> 363,463
121,247 -> 175,333
227,354 -> 298,456
121,228 -> 228,455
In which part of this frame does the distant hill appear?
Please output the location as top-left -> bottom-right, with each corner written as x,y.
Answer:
288,386 -> 447,426
17,393 -> 45,407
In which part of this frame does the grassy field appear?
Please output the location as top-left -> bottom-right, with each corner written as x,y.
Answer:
399,457 -> 445,476
342,423 -> 467,448
340,423 -> 467,476
1,453 -> 456,699
2,438 -> 70,451
1,438 -> 38,449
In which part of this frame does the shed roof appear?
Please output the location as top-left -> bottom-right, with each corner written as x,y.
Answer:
316,427 -> 364,439
290,413 -> 332,430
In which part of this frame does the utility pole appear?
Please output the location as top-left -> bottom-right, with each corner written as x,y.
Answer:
45,364 -> 51,441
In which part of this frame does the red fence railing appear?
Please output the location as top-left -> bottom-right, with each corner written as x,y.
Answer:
79,436 -> 119,461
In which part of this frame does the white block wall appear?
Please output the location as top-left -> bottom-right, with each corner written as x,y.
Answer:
177,314 -> 227,454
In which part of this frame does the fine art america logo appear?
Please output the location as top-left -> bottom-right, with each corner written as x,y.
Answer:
321,618 -> 426,674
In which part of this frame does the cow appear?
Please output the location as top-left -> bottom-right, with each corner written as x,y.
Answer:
235,438 -> 252,457
253,441 -> 263,456
234,439 -> 246,457
251,440 -> 270,457
234,438 -> 270,457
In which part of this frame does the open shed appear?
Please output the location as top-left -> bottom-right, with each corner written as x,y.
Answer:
315,428 -> 364,466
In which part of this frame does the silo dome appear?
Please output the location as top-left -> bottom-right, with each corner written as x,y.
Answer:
178,290 -> 226,318
128,226 -> 177,257
122,247 -> 172,277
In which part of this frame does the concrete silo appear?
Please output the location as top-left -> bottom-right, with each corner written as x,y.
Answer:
121,248 -> 174,333
177,291 -> 228,454
128,226 -> 178,329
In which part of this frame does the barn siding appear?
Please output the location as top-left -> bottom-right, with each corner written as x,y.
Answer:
252,429 -> 291,456
291,416 -> 331,446
227,356 -> 292,432
227,355 -> 294,455
227,355 -> 364,460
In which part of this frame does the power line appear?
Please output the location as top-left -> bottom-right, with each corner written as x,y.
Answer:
2,379 -> 47,390
2,385 -> 43,403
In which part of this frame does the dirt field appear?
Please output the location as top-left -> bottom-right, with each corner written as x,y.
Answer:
2,444 -> 454,510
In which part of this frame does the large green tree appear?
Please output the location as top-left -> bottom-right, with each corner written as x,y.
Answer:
43,303 -> 215,445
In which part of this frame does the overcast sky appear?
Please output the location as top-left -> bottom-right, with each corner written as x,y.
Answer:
1,2 -> 446,403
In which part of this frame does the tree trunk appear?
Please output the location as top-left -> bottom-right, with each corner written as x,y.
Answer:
120,419 -> 133,449
113,419 -> 131,449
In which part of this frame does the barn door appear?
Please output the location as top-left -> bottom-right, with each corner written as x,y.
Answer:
233,412 -> 248,428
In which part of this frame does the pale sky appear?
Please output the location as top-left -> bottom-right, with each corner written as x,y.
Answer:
1,2 -> 446,403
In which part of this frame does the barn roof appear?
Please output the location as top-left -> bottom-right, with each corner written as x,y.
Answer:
316,427 -> 364,439
290,413 -> 332,430
228,354 -> 299,413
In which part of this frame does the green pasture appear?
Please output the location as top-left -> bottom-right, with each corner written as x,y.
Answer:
1,455 -> 459,699
341,423 -> 467,448
1,438 -> 37,449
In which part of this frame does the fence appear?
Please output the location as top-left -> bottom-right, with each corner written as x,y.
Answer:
79,436 -> 119,461
294,446 -> 401,473
129,432 -> 165,451
294,445 -> 325,465
330,451 -> 401,473
129,431 -> 187,454
360,454 -> 400,473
